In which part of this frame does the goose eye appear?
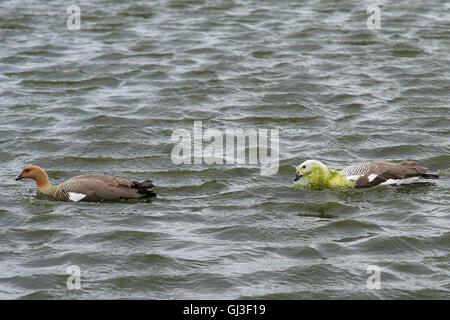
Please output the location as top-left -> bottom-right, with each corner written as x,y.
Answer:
302,165 -> 306,169
24,169 -> 30,173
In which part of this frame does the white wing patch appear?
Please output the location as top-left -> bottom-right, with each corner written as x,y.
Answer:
68,192 -> 86,202
368,174 -> 378,182
346,175 -> 360,181
380,177 -> 420,186
380,179 -> 397,185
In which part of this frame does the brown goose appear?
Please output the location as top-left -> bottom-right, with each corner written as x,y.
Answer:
16,165 -> 156,202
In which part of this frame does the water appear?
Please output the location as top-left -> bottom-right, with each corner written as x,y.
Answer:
0,0 -> 449,299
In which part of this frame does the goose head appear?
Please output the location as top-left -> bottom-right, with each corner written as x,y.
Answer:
294,160 -> 330,182
16,165 -> 51,190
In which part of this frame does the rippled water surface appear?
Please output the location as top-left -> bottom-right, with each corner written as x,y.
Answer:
0,0 -> 449,299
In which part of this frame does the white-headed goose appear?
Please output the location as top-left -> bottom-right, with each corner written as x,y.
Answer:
294,160 -> 439,189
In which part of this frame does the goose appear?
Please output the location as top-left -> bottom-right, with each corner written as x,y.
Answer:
16,165 -> 157,202
294,160 -> 439,189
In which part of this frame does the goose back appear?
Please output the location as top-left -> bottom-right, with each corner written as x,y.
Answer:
44,174 -> 156,202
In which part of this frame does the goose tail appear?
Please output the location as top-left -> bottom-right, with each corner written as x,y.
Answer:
420,173 -> 439,179
135,180 -> 157,198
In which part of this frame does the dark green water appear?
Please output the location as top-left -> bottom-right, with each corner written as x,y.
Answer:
0,0 -> 449,299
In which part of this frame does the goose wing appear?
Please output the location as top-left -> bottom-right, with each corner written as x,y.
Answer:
59,174 -> 154,201
342,161 -> 437,188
